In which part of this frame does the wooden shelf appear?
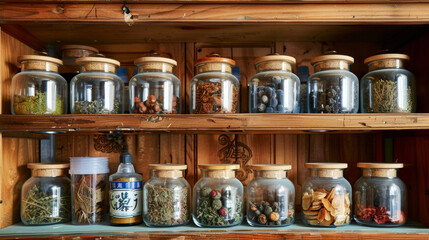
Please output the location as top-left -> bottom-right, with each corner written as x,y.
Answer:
0,221 -> 428,239
0,113 -> 429,133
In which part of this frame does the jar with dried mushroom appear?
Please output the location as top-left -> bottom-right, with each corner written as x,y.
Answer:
302,163 -> 351,227
360,54 -> 416,113
248,54 -> 300,113
190,55 -> 240,114
193,164 -> 243,227
354,163 -> 407,227
70,56 -> 124,114
308,54 -> 359,113
247,165 -> 295,227
11,55 -> 67,115
129,57 -> 181,114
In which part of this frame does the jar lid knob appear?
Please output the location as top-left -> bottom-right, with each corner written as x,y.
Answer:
120,146 -> 133,164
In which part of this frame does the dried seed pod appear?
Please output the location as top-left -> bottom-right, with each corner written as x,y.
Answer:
212,199 -> 223,210
309,204 -> 322,211
200,187 -> 212,197
317,208 -> 327,222
322,198 -> 333,212
258,214 -> 267,224
327,188 -> 336,202
264,206 -> 273,216
331,194 -> 343,209
307,219 -> 319,225
305,214 -> 318,220
250,204 -> 258,211
269,212 -> 280,221
334,214 -> 346,226
302,193 -> 312,210
148,94 -> 157,104
303,210 -> 318,216
312,191 -> 327,201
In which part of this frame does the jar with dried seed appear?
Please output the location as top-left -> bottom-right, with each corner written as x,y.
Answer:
301,163 -> 351,227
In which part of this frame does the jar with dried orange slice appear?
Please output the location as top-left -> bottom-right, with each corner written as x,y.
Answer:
301,163 -> 351,227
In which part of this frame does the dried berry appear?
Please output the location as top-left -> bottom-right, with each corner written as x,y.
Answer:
250,204 -> 258,211
257,214 -> 267,224
264,206 -> 273,216
269,212 -> 280,221
219,207 -> 227,217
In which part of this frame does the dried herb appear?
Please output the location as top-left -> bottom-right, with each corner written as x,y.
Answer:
146,184 -> 189,226
310,86 -> 342,113
73,174 -> 106,224
22,185 -> 71,225
194,82 -> 238,114
356,205 -> 406,225
74,99 -> 120,114
248,201 -> 294,226
134,94 -> 178,114
13,92 -> 64,114
364,79 -> 415,113
196,187 -> 243,226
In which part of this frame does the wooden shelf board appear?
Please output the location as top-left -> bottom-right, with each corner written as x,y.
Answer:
0,114 -> 429,133
0,220 -> 428,239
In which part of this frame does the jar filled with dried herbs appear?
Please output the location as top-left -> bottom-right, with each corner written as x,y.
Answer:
190,55 -> 240,114
302,163 -> 351,227
70,56 -> 124,114
143,164 -> 190,227
129,56 -> 181,114
308,54 -> 359,113
70,157 -> 109,224
361,54 -> 416,113
249,54 -> 300,113
109,147 -> 142,226
21,163 -> 71,225
193,164 -> 243,227
354,163 -> 407,227
247,164 -> 295,227
11,55 -> 67,115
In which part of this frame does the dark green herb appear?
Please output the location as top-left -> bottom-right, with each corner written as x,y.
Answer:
13,92 -> 64,114
22,185 -> 71,225
74,99 -> 120,114
248,201 -> 294,226
147,184 -> 189,225
196,188 -> 243,226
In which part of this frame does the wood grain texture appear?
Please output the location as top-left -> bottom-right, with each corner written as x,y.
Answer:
2,0 -> 428,3
1,114 -> 429,133
2,3 -> 429,24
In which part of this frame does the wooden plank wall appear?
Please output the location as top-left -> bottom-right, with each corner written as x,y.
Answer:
0,29 -> 38,228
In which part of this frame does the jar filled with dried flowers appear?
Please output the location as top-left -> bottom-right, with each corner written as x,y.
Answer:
301,163 -> 351,227
354,163 -> 407,227
190,55 -> 240,114
360,54 -> 416,113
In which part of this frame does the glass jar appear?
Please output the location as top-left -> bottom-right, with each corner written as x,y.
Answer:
70,56 -> 124,114
360,54 -> 416,113
190,56 -> 240,114
21,163 -> 71,225
11,55 -> 67,115
298,66 -> 310,113
247,164 -> 295,227
70,157 -> 109,224
249,55 -> 300,113
302,163 -> 351,227
143,164 -> 190,227
354,163 -> 407,227
193,164 -> 243,227
60,45 -> 99,67
129,57 -> 181,114
308,55 -> 359,113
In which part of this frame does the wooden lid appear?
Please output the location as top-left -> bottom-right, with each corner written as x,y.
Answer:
364,53 -> 410,64
18,55 -> 63,66
196,57 -> 236,66
357,162 -> 404,169
76,56 -> 120,67
305,163 -> 348,169
134,57 -> 177,66
311,55 -> 354,65
28,163 -> 70,169
198,164 -> 240,170
251,164 -> 292,170
254,55 -> 296,65
149,164 -> 187,170
59,45 -> 99,53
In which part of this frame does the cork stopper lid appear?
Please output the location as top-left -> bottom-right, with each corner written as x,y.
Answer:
134,56 -> 177,73
199,164 -> 239,170
305,163 -> 347,178
149,164 -> 186,178
199,164 -> 239,178
18,55 -> 63,72
251,164 -> 292,170
358,162 -> 402,178
364,53 -> 409,71
305,163 -> 348,169
255,54 -> 296,72
76,56 -> 120,73
28,163 -> 69,177
195,55 -> 236,74
311,54 -> 354,72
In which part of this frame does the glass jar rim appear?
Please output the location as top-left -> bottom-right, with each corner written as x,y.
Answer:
357,162 -> 403,169
18,55 -> 63,66
251,164 -> 291,171
364,53 -> 409,65
76,56 -> 120,67
305,162 -> 347,169
28,163 -> 69,170
149,164 -> 187,170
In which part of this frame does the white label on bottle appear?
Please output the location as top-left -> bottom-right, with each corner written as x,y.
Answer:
109,181 -> 142,218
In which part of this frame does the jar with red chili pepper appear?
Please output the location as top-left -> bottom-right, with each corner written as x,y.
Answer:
143,164 -> 190,227
354,163 -> 407,227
